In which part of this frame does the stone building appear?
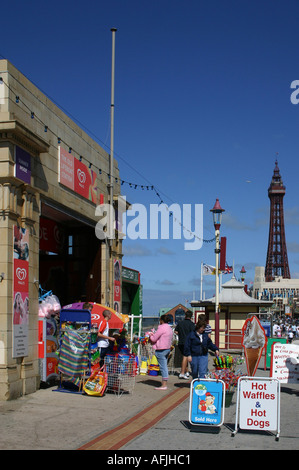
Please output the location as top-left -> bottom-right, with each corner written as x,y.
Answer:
0,60 -> 123,399
190,276 -> 272,350
252,266 -> 299,316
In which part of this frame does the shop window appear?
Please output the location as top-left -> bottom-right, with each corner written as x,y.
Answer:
68,235 -> 73,255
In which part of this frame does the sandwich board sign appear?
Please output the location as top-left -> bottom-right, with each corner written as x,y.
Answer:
189,378 -> 225,427
270,342 -> 299,383
232,376 -> 280,440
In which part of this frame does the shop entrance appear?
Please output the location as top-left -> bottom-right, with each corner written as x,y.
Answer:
39,203 -> 102,307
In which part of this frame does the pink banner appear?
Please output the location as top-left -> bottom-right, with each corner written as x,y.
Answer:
59,147 -> 98,203
13,226 -> 29,357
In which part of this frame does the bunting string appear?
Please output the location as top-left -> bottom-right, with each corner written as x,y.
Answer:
0,75 -> 215,243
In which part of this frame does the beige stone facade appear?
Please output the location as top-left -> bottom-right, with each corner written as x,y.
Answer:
0,60 -> 123,399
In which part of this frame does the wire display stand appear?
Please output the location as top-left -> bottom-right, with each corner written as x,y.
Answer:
138,340 -> 176,375
139,341 -> 155,363
167,346 -> 175,375
104,354 -> 137,397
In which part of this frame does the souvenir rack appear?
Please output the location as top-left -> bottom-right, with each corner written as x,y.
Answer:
54,309 -> 91,394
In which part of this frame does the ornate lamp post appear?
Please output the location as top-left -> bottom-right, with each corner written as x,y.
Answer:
240,266 -> 246,283
210,199 -> 225,348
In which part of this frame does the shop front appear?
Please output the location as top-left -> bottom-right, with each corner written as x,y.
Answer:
122,266 -> 142,333
0,60 -> 123,399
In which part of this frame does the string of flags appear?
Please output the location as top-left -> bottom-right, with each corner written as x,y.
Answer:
1,76 -> 216,244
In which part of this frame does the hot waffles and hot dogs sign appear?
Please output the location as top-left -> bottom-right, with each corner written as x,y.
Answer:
58,146 -> 98,203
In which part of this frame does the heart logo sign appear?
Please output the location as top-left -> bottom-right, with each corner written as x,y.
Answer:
77,169 -> 86,185
91,313 -> 101,321
16,268 -> 27,281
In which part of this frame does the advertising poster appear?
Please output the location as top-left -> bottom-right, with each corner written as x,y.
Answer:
58,146 -> 98,203
15,146 -> 31,184
38,318 -> 59,382
242,316 -> 267,377
189,379 -> 225,426
13,226 -> 29,357
114,259 -> 121,313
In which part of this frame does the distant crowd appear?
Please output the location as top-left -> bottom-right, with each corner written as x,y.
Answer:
273,320 -> 299,343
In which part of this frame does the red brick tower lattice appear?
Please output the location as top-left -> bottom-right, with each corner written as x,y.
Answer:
265,160 -> 290,282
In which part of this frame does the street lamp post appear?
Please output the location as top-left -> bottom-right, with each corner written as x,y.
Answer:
240,266 -> 246,283
210,198 -> 225,348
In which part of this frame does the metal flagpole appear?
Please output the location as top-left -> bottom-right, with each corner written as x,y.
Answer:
200,261 -> 203,300
105,28 -> 117,306
109,27 -> 117,238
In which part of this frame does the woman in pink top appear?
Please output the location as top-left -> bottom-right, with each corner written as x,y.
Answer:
149,314 -> 173,390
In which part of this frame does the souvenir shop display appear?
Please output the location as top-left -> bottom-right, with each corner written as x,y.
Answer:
38,316 -> 59,383
135,332 -> 176,376
55,309 -> 91,393
38,288 -> 61,319
38,287 -> 61,384
137,332 -> 155,372
139,360 -> 148,375
46,304 -> 140,398
104,348 -> 138,397
213,355 -> 234,369
83,365 -> 107,396
148,355 -> 159,376
207,355 -> 245,407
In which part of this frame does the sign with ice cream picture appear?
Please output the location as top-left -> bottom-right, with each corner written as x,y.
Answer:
242,316 -> 267,377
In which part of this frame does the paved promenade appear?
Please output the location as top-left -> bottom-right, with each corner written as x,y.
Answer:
0,347 -> 298,451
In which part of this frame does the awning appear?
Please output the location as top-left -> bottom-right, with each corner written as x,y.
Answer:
63,302 -> 129,330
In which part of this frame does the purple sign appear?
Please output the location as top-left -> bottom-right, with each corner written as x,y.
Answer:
15,146 -> 31,184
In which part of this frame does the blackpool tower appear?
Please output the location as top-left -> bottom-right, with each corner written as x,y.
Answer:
265,160 -> 290,282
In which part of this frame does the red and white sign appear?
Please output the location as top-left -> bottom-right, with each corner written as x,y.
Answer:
58,147 -> 98,203
238,377 -> 280,433
270,342 -> 299,384
13,226 -> 29,357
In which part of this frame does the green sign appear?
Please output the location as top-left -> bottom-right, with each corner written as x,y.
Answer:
122,267 -> 139,284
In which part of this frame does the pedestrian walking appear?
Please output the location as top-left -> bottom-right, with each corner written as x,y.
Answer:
288,329 -> 294,344
174,310 -> 195,379
291,323 -> 297,338
184,318 -> 219,379
149,314 -> 173,390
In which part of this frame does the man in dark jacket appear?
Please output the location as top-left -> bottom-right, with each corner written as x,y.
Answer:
184,318 -> 219,379
175,310 -> 195,379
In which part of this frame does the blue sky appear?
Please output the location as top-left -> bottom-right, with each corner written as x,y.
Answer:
2,1 -> 299,315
